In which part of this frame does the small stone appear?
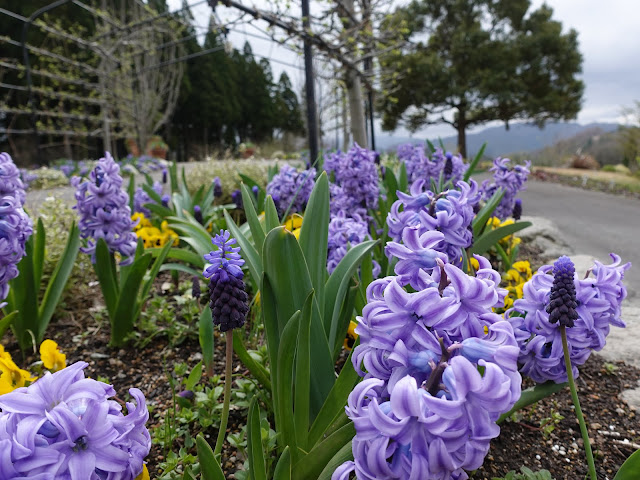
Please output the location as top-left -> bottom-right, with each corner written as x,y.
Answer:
90,353 -> 110,359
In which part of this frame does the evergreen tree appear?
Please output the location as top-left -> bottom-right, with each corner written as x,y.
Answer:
380,0 -> 584,157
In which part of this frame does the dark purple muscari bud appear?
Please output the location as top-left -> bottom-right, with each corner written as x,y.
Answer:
161,194 -> 170,208
512,198 -> 522,221
546,256 -> 579,328
444,156 -> 453,177
380,165 -> 386,180
192,275 -> 201,299
204,230 -> 249,332
162,168 -> 167,184
374,152 -> 381,165
251,185 -> 259,196
177,390 -> 194,400
231,189 -> 243,208
213,176 -> 222,198
193,205 -> 203,224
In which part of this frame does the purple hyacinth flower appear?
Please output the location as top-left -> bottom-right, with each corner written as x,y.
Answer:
508,254 -> 630,383
72,152 -> 137,265
481,158 -> 530,220
266,165 -> 316,215
0,362 -> 150,479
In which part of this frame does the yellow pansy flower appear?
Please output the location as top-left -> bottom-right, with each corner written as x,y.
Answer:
283,214 -> 303,239
135,465 -> 150,480
132,213 -> 152,232
344,320 -> 359,351
40,339 -> 67,372
0,356 -> 36,394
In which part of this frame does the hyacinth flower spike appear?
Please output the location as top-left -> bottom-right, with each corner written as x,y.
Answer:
203,230 -> 248,459
548,256 -> 596,480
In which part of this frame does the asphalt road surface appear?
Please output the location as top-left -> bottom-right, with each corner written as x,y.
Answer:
520,179 -> 640,299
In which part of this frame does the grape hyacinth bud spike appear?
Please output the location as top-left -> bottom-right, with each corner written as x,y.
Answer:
192,275 -> 201,299
512,198 -> 522,221
444,156 -> 453,177
161,194 -> 170,208
546,256 -> 579,328
193,205 -> 203,225
213,176 -> 222,198
203,230 -> 249,332
252,185 -> 259,196
231,189 -> 243,208
162,168 -> 168,184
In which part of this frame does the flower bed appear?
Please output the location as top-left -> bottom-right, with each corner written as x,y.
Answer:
0,145 -> 637,480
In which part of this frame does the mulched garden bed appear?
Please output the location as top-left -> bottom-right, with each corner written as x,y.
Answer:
5,274 -> 639,479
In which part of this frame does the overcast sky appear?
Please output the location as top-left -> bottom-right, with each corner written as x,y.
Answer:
167,0 -> 640,139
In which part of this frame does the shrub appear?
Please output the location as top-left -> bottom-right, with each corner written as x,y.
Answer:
569,153 -> 599,170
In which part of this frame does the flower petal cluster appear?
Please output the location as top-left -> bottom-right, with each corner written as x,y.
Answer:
0,361 -> 150,479
481,158 -> 530,220
327,211 -> 378,275
0,345 -> 35,394
325,143 -> 380,213
39,339 -> 67,372
508,254 -> 630,383
203,230 -> 248,332
335,250 -> 519,479
397,144 -> 467,186
133,215 -> 178,249
0,152 -> 33,306
387,179 -> 480,266
133,182 -> 162,217
0,152 -> 27,206
72,152 -> 137,265
266,164 -> 316,215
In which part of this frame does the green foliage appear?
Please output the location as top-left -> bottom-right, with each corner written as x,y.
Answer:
93,238 -> 171,346
492,467 -> 555,480
2,220 -> 80,351
185,159 -> 281,205
224,173 -> 375,479
21,168 -> 69,190
380,0 -> 584,157
614,449 -> 640,479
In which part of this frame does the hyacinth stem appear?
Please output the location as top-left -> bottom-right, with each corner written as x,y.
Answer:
214,330 -> 234,458
560,327 -> 597,480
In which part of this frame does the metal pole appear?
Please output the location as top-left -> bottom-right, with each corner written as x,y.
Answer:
301,0 -> 318,163
21,0 -> 74,165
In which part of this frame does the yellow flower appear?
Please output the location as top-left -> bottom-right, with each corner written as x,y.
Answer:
40,339 -> 67,372
468,257 -> 480,272
511,261 -> 532,281
284,214 -> 303,231
135,465 -> 150,480
344,320 -> 359,351
132,213 -> 152,232
0,356 -> 35,394
0,345 -> 13,362
283,214 -> 303,239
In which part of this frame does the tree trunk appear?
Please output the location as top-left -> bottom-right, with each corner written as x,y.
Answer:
342,86 -> 350,151
346,69 -> 367,147
456,107 -> 467,159
341,0 -> 367,148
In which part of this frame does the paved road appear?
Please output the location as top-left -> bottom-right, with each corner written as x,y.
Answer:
520,179 -> 640,299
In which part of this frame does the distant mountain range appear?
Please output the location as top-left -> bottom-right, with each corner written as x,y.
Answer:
375,122 -> 621,158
